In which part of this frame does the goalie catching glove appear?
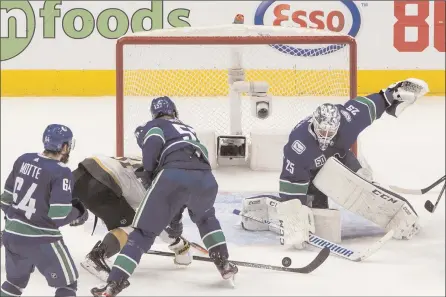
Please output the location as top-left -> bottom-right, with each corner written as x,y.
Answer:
381,78 -> 429,118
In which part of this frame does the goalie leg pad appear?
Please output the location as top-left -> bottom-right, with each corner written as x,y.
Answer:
386,204 -> 420,240
314,157 -> 420,240
312,208 -> 341,243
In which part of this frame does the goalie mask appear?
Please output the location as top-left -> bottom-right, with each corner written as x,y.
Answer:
312,103 -> 341,151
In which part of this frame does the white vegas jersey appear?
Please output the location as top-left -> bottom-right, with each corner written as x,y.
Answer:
89,156 -> 146,210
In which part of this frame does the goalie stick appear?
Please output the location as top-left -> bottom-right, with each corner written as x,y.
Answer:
146,247 -> 330,274
389,175 -> 445,195
233,209 -> 394,262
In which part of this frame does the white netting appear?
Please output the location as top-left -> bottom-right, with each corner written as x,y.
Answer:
119,25 -> 355,156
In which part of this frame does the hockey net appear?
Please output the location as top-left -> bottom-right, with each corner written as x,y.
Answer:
116,24 -> 357,157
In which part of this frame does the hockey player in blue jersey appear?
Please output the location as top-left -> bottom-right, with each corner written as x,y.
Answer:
91,97 -> 237,296
0,124 -> 88,297
241,78 -> 429,248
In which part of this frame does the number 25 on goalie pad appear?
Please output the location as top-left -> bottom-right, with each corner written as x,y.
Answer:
313,157 -> 420,240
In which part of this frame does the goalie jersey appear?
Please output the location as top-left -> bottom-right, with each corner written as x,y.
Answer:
75,156 -> 146,209
280,92 -> 389,200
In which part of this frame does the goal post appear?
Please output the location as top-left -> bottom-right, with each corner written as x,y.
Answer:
115,25 -> 357,164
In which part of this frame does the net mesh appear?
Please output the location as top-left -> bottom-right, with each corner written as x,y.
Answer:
118,25 -> 355,156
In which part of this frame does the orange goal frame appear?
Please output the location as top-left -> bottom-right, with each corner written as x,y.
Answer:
116,35 -> 358,157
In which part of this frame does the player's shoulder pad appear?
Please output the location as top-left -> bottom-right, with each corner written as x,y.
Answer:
56,163 -> 73,177
45,161 -> 73,184
14,153 -> 40,168
136,120 -> 160,134
57,161 -> 69,168
17,152 -> 37,161
134,121 -> 151,140
135,120 -> 165,148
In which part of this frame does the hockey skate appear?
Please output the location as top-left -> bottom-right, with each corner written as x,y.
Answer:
81,241 -> 112,282
91,278 -> 130,297
211,252 -> 238,286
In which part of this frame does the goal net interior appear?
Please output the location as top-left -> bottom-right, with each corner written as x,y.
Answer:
116,24 -> 357,163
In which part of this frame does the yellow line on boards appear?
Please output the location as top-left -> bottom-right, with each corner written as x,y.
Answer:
1,69 -> 444,97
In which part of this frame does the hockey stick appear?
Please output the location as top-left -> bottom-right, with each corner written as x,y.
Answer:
179,236 -> 209,255
424,183 -> 445,213
146,247 -> 330,274
233,209 -> 393,262
189,242 -> 209,255
179,237 -> 329,273
389,175 -> 445,195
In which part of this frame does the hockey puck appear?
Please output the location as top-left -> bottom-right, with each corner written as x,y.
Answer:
282,257 -> 292,267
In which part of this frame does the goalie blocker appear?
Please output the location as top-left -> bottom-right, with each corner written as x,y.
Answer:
241,195 -> 341,247
241,157 -> 420,249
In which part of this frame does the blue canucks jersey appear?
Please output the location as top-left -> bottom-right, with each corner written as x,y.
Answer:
279,93 -> 390,200
135,118 -> 211,182
0,153 -> 79,243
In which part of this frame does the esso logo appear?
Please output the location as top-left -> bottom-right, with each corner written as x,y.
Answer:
254,0 -> 361,56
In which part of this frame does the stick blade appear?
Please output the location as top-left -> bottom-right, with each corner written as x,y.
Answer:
297,247 -> 330,273
388,185 -> 422,195
351,230 -> 394,262
424,200 -> 435,213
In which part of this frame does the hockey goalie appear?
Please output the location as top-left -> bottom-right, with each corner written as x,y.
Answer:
72,155 -> 193,281
241,78 -> 429,249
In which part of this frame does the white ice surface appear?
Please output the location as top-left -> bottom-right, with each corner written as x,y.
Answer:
1,97 -> 445,296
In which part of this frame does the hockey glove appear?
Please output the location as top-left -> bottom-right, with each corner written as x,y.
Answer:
70,198 -> 89,226
381,78 -> 429,117
135,167 -> 152,190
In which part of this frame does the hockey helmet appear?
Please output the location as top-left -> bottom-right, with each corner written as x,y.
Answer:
311,103 -> 341,151
42,124 -> 75,163
150,96 -> 179,119
42,124 -> 74,152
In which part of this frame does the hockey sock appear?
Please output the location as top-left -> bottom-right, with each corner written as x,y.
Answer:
104,229 -> 128,258
108,229 -> 156,282
197,215 -> 229,259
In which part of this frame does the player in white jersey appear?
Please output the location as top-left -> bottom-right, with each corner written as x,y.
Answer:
72,156 -> 192,281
